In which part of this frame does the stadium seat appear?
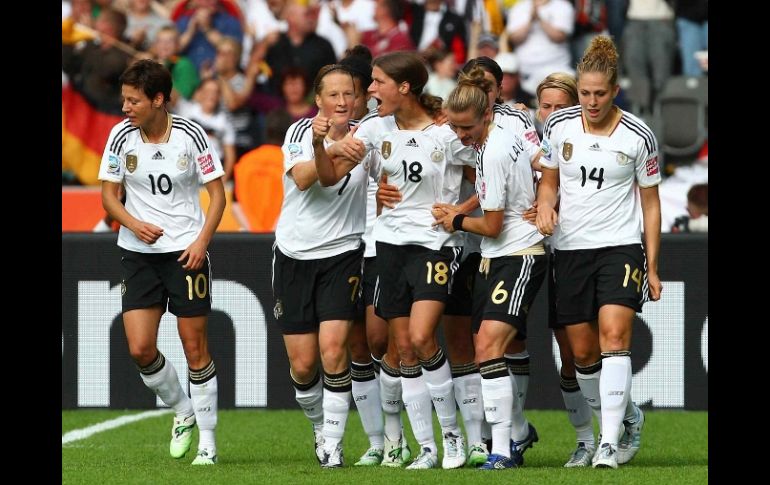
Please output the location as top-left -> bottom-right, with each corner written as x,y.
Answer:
653,76 -> 708,158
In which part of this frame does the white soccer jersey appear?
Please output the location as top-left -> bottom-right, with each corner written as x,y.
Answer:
98,116 -> 225,253
540,105 -> 662,250
356,114 -> 475,250
493,103 -> 541,165
476,124 -> 543,258
275,117 -> 368,260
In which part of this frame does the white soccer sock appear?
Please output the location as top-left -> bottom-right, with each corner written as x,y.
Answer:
560,373 -> 595,445
451,364 -> 484,445
379,359 -> 404,441
322,369 -> 352,450
189,361 -> 218,452
352,362 -> 384,449
599,354 -> 632,446
138,352 -> 194,418
576,360 -> 603,434
401,363 -> 437,453
480,359 -> 513,458
292,371 -> 324,429
420,349 -> 461,436
505,351 -> 530,408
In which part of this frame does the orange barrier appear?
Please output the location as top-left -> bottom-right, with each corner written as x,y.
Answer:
234,145 -> 284,232
63,187 -> 243,232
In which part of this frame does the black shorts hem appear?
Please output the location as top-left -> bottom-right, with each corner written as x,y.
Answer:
443,308 -> 472,317
482,312 -> 527,339
317,311 -> 357,323
559,315 -> 598,326
597,298 -> 642,313
122,301 -> 165,313
170,306 -> 211,318
413,293 -> 449,303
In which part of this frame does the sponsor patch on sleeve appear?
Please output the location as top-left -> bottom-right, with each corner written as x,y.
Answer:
107,154 -> 121,174
525,130 -> 540,146
197,153 -> 215,174
541,139 -> 551,159
645,156 -> 659,176
287,143 -> 303,160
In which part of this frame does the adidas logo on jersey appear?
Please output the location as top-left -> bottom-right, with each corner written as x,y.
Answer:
589,142 -> 601,151
406,138 -> 419,147
152,150 -> 165,160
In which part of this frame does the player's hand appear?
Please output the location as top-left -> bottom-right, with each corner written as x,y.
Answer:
377,175 -> 402,208
312,115 -> 332,141
328,130 -> 365,162
178,239 -> 207,271
432,208 -> 460,232
535,205 -> 557,237
132,221 -> 164,245
647,271 -> 662,301
431,202 -> 457,220
522,202 -> 537,224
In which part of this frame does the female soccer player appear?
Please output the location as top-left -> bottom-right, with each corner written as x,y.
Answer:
536,35 -> 662,469
98,59 -> 225,466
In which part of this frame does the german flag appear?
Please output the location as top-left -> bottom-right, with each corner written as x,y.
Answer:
62,85 -> 124,186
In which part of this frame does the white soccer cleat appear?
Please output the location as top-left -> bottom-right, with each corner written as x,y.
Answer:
320,442 -> 344,468
592,443 -> 618,469
564,442 -> 595,468
617,407 -> 645,464
441,432 -> 466,469
405,447 -> 439,470
169,414 -> 195,459
191,448 -> 217,465
313,426 -> 325,463
354,446 -> 383,466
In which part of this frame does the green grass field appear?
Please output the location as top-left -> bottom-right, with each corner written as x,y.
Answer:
62,409 -> 707,484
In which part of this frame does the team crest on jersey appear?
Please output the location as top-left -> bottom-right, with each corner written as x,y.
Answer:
616,152 -> 630,165
381,141 -> 391,159
562,143 -> 573,161
177,155 -> 189,171
431,149 -> 444,162
273,299 -> 283,319
126,154 -> 138,173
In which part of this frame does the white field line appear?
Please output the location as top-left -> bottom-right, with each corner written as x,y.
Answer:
62,409 -> 172,445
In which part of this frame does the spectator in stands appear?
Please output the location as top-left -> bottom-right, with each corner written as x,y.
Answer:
360,0 -> 415,57
280,67 -> 319,121
536,36 -> 660,469
233,108 -> 293,232
176,0 -> 244,72
505,0 -> 575,105
409,0 -> 469,65
264,1 -> 337,95
495,52 -> 524,106
671,183 -> 707,233
424,48 -> 458,100
98,59 -> 225,466
148,25 -> 200,102
62,8 -> 133,115
470,32 -> 500,61
622,0 -> 675,103
125,0 -> 171,50
673,0 -> 708,77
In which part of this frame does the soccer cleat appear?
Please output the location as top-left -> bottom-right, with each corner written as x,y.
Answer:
509,423 -> 539,466
441,431 -> 466,469
478,453 -> 516,470
320,442 -> 344,468
191,448 -> 217,465
381,435 -> 408,467
354,447 -> 384,466
313,427 -> 325,464
617,407 -> 645,464
563,442 -> 595,468
467,442 -> 489,467
405,447 -> 439,470
592,443 -> 618,469
401,435 -> 412,462
169,414 -> 196,459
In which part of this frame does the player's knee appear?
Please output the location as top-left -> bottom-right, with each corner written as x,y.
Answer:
128,345 -> 157,367
320,344 -> 347,368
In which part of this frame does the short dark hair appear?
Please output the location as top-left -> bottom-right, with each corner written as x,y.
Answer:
265,109 -> 293,145
119,59 -> 172,104
279,66 -> 311,99
340,45 -> 373,94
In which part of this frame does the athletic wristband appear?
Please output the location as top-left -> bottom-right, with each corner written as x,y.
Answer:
452,214 -> 467,232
